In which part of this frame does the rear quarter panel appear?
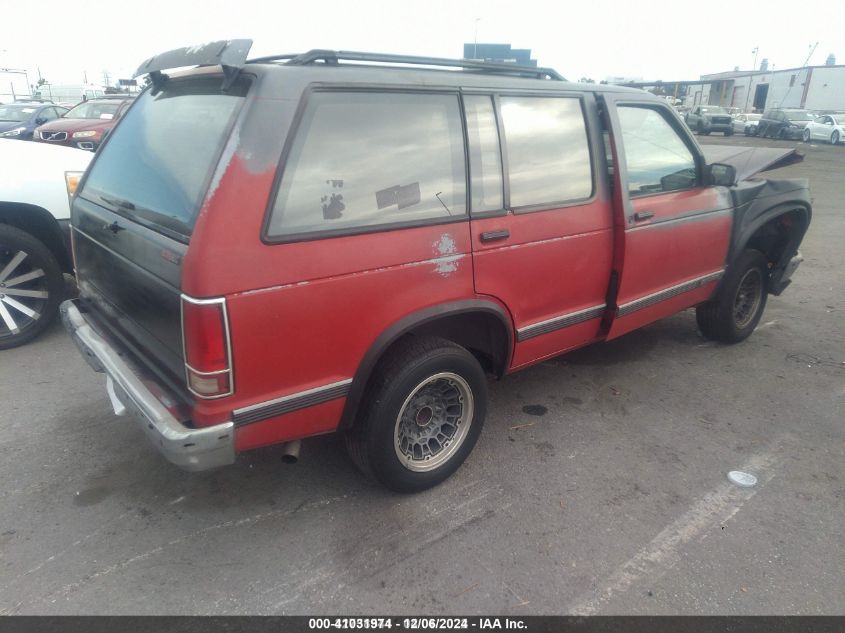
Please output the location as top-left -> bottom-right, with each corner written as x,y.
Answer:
182,90 -> 478,446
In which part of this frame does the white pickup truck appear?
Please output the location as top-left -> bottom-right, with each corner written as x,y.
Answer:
0,141 -> 92,349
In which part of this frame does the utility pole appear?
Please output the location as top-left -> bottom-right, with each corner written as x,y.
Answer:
473,18 -> 480,59
752,47 -> 759,71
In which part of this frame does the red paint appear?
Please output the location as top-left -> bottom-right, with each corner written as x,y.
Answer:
607,188 -> 731,340
179,105 -> 733,450
472,196 -> 614,365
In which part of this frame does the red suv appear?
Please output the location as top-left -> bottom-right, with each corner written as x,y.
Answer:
61,41 -> 810,492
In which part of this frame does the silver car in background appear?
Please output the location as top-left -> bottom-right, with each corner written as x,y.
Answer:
733,113 -> 761,136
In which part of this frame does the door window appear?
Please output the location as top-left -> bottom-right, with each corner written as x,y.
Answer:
267,91 -> 466,239
464,95 -> 504,213
499,96 -> 592,209
617,106 -> 697,196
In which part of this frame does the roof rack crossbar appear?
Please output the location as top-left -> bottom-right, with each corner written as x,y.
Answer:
247,49 -> 565,81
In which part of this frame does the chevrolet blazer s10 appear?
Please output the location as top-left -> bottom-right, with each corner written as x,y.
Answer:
61,41 -> 810,492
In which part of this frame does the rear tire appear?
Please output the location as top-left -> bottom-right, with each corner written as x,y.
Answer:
0,225 -> 64,350
802,128 -> 811,142
696,249 -> 769,344
345,336 -> 487,493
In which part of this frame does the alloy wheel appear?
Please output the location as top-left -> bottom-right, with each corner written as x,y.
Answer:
394,372 -> 474,472
0,247 -> 49,342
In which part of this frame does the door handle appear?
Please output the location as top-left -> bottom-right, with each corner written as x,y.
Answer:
480,229 -> 510,243
633,211 -> 654,222
103,221 -> 125,234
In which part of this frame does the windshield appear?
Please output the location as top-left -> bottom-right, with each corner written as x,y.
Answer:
80,78 -> 247,238
700,107 -> 728,114
0,105 -> 36,122
785,110 -> 814,121
65,102 -> 120,120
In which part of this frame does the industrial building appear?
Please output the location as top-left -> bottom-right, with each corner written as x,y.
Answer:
694,63 -> 845,112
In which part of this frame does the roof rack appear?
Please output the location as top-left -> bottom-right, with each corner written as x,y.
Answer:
247,49 -> 565,81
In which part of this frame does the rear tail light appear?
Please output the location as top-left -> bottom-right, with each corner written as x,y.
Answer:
180,295 -> 233,399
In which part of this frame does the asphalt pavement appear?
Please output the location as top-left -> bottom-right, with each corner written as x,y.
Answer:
0,134 -> 842,615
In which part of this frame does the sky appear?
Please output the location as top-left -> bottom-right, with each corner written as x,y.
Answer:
1,0 -> 842,90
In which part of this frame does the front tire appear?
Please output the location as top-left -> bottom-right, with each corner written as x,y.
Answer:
832,130 -> 840,145
803,128 -> 811,142
0,224 -> 64,350
696,249 -> 769,344
346,337 -> 487,493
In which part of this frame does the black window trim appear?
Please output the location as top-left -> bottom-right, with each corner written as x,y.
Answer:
261,84 -> 471,245
494,91 -> 598,215
613,100 -> 705,201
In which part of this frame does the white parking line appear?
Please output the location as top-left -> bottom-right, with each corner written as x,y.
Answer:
568,434 -> 791,615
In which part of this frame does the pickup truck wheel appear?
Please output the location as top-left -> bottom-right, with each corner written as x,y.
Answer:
0,225 -> 64,350
696,249 -> 769,344
345,336 -> 487,493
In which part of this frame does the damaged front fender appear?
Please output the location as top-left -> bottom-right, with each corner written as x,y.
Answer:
701,145 -> 811,296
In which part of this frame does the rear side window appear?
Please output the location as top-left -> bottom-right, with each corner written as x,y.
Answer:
266,91 -> 466,240
617,106 -> 696,196
499,96 -> 592,209
80,78 -> 247,238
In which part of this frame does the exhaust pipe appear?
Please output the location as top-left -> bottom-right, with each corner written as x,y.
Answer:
281,439 -> 301,464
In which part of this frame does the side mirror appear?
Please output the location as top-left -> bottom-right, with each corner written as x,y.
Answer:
35,117 -> 46,125
707,163 -> 737,187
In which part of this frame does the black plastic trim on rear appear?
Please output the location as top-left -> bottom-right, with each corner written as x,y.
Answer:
232,380 -> 352,426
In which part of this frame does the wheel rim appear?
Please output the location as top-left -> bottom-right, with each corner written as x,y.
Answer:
394,372 -> 474,473
0,246 -> 49,342
733,268 -> 763,329
833,132 -> 840,144
803,129 -> 811,142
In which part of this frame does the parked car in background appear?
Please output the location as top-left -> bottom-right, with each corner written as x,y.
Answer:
0,103 -> 68,141
34,97 -> 134,151
62,41 -> 810,492
802,113 -> 845,144
733,113 -> 761,136
757,109 -> 815,139
685,105 -> 733,135
0,141 -> 92,348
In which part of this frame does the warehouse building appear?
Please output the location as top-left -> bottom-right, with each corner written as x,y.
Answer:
692,63 -> 845,112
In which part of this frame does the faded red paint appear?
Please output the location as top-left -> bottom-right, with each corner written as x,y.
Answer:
179,104 -> 732,452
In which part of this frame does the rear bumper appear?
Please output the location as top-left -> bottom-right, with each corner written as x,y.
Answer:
60,299 -> 235,472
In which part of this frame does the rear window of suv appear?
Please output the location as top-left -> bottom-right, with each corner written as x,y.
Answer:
80,77 -> 247,239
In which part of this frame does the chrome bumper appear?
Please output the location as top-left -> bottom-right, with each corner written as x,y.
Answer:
60,300 -> 235,472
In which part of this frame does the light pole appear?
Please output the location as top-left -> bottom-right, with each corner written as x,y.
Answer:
473,18 -> 480,59
752,47 -> 759,71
